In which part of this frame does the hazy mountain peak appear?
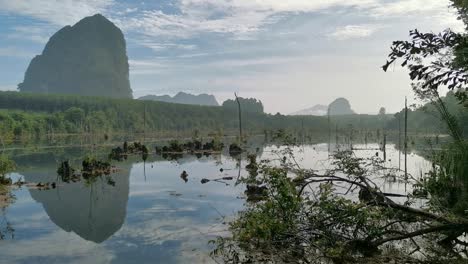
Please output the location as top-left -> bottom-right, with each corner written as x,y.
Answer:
138,92 -> 219,106
290,98 -> 356,116
290,104 -> 328,116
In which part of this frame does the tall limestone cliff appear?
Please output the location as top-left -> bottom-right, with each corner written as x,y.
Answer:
19,14 -> 132,98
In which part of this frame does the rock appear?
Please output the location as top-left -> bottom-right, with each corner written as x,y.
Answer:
201,178 -> 210,184
327,98 -> 355,116
18,14 -> 132,98
180,171 -> 188,183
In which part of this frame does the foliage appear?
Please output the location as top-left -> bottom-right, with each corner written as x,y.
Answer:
212,147 -> 468,263
0,91 -> 393,141
222,97 -> 264,113
0,155 -> 15,184
386,91 -> 468,134
211,5 -> 468,260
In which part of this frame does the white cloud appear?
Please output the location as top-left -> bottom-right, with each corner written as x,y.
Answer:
0,47 -> 36,58
129,59 -> 173,75
0,0 -> 114,26
120,0 -> 380,40
372,0 -> 449,17
7,26 -> 51,44
0,230 -> 115,264
328,24 -> 381,40
371,0 -> 464,31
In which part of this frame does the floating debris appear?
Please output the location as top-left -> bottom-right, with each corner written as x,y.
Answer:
168,191 -> 182,197
201,177 -> 234,185
156,139 -> 224,155
180,171 -> 188,183
201,178 -> 210,184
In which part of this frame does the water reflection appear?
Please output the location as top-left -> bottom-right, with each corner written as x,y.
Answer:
19,161 -> 130,243
0,138 -> 435,264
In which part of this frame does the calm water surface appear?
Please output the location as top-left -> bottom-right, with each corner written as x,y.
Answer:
0,140 -> 431,264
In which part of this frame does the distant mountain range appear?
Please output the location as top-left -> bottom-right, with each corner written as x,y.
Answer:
290,104 -> 328,116
138,92 -> 219,106
290,98 -> 355,116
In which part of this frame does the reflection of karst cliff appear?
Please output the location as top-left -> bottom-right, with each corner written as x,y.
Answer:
20,162 -> 131,243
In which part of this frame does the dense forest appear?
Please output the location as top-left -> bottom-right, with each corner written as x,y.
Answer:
0,91 -> 394,142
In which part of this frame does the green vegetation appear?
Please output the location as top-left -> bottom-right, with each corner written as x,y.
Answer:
155,138 -> 224,153
222,97 -> 264,113
0,91 -> 391,143
386,92 -> 468,135
0,155 -> 15,185
211,1 -> 468,263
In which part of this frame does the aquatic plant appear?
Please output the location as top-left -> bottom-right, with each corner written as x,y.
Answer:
0,155 -> 15,185
82,156 -> 112,179
57,160 -> 75,182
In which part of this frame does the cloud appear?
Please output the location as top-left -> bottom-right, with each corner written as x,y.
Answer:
119,0 -> 380,40
6,25 -> 52,44
370,0 -> 464,31
328,24 -> 381,40
0,230 -> 115,264
0,0 -> 114,26
0,47 -> 36,58
371,0 -> 449,17
129,59 -> 173,75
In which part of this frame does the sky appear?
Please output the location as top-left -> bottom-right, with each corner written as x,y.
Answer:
0,0 -> 464,114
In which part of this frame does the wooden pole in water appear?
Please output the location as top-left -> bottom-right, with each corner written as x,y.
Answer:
327,107 -> 331,154
398,114 -> 401,171
301,118 -> 305,146
335,124 -> 338,145
383,133 -> 387,161
143,102 -> 146,143
404,97 -> 408,183
235,93 -> 243,144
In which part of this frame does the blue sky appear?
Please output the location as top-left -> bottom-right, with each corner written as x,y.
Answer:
0,0 -> 464,114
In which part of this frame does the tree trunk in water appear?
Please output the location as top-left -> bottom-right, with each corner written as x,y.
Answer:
235,93 -> 243,144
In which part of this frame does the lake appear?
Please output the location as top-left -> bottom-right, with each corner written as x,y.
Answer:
0,137 -> 432,264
